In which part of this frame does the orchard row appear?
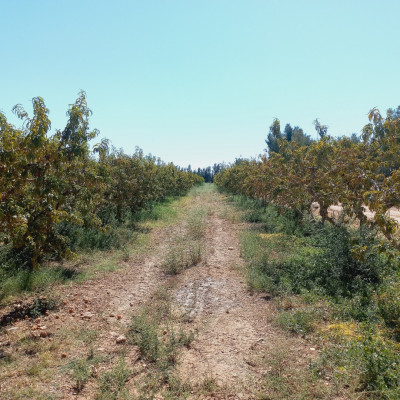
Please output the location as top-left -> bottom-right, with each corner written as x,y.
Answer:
0,92 -> 203,267
215,107 -> 400,255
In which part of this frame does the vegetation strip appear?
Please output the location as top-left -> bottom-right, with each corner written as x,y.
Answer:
228,193 -> 400,399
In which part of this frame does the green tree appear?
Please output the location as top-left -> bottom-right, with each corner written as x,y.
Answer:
284,123 -> 293,142
292,126 -> 313,146
265,118 -> 282,154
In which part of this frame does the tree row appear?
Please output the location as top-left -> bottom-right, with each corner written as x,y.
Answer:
215,106 -> 400,255
0,92 -> 203,267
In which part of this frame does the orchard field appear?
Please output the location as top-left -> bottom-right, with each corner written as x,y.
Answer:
1,96 -> 400,399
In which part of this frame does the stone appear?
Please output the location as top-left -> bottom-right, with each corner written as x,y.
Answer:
116,335 -> 126,344
31,331 -> 40,339
82,312 -> 93,320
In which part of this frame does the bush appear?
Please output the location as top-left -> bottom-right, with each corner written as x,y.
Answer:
161,236 -> 202,275
318,327 -> 400,398
242,206 -> 384,299
276,309 -> 317,335
378,280 -> 400,340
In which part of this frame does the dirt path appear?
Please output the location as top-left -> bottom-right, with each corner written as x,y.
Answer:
172,193 -> 313,399
0,186 -> 315,399
0,221 -> 178,398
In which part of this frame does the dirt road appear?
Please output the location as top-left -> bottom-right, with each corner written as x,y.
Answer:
0,186 -> 315,399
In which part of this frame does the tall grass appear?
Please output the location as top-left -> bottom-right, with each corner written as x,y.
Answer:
161,201 -> 208,275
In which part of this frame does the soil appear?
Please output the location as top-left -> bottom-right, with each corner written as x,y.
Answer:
173,197 -> 314,399
0,189 -> 317,399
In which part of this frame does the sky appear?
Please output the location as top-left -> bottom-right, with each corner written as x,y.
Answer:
1,0 -> 399,169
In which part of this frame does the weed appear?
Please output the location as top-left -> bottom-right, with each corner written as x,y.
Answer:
24,351 -> 52,378
67,348 -> 104,392
377,280 -> 400,340
220,206 -> 242,223
315,326 -> 400,399
198,375 -> 219,394
0,296 -> 59,326
136,370 -> 190,400
239,200 -> 392,300
162,373 -> 191,399
77,328 -> 98,344
130,311 -> 160,363
129,309 -> 194,369
186,206 -> 208,239
69,358 -> 91,392
96,358 -> 131,400
3,387 -> 57,400
128,284 -> 195,399
29,297 -> 59,318
258,347 -> 332,400
162,236 -> 202,275
276,309 -> 317,335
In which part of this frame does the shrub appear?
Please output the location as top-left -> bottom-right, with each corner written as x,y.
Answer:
378,280 -> 400,340
276,309 -> 317,335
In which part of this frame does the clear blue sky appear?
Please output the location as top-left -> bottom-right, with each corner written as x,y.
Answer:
1,0 -> 399,169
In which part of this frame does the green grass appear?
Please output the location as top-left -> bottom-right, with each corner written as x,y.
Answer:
276,309 -> 317,335
132,197 -> 179,224
257,347 -> 332,400
96,358 -> 131,400
68,349 -> 104,393
227,194 -> 400,399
